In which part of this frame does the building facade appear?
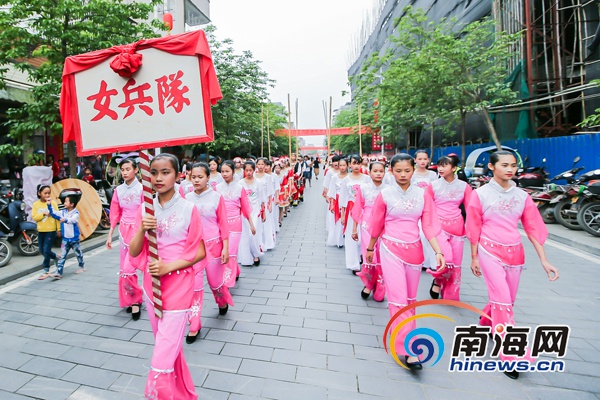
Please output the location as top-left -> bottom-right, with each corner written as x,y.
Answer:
348,0 -> 600,150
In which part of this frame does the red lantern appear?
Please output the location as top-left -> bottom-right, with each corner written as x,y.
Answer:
163,12 -> 173,31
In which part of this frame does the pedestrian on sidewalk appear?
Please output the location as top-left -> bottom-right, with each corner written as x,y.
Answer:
424,156 -> 472,301
238,160 -> 266,266
340,154 -> 372,273
129,153 -> 205,400
106,158 -> 144,320
185,162 -> 232,344
366,153 -> 445,370
47,193 -> 85,278
33,184 -> 60,280
466,150 -> 559,380
352,161 -> 387,301
217,160 -> 255,284
313,157 -> 320,180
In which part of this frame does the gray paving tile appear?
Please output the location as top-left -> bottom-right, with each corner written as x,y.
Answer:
278,325 -> 326,341
101,354 -> 148,376
55,320 -> 101,335
91,325 -> 139,341
0,390 -> 33,399
233,321 -> 280,335
18,357 -> 75,379
252,334 -> 301,351
327,330 -> 380,347
0,367 -> 34,392
203,370 -> 264,397
16,376 -> 79,400
296,366 -> 356,391
304,317 -> 350,332
61,364 -> 121,389
238,359 -> 296,381
259,314 -> 304,327
221,342 -> 273,362
187,352 -> 241,373
59,347 -> 113,368
261,379 -> 327,400
204,329 -> 254,345
0,350 -> 34,370
66,385 -> 139,400
301,339 -> 354,357
109,373 -> 147,396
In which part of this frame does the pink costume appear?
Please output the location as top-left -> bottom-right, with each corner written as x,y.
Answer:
216,180 -> 252,285
424,178 -> 472,300
255,173 -> 276,251
179,180 -> 194,196
238,178 -> 266,265
339,174 -> 372,271
411,169 -> 439,270
466,179 -> 547,362
370,184 -> 441,357
186,189 -> 232,332
352,182 -> 387,301
208,173 -> 224,191
110,179 -> 144,308
270,173 -> 281,233
322,168 -> 336,232
326,173 -> 344,248
131,193 -> 203,400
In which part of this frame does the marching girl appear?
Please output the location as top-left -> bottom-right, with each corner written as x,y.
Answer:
185,162 -> 232,344
265,160 -> 280,234
366,153 -> 445,370
255,158 -> 276,250
129,153 -> 205,400
233,157 -> 244,182
340,154 -> 372,273
351,161 -> 387,301
411,150 -> 439,275
217,160 -> 256,285
179,162 -> 194,195
424,156 -> 472,301
208,158 -> 224,190
466,151 -> 558,379
326,156 -> 348,248
106,158 -> 144,320
322,156 -> 339,234
274,162 -> 288,228
239,160 -> 266,266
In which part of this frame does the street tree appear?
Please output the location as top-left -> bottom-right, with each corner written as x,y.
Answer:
0,0 -> 163,175
189,26 -> 290,160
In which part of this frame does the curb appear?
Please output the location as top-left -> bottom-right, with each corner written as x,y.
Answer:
547,232 -> 600,257
0,231 -> 119,287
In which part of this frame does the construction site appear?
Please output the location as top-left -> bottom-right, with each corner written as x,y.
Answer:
348,0 -> 600,148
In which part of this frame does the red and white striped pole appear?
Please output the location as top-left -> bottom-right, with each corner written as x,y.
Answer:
139,150 -> 163,318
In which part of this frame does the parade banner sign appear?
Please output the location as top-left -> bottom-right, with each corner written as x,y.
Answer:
60,30 -> 222,156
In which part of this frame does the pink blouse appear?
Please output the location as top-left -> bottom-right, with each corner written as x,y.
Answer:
339,174 -> 372,208
369,184 -> 441,265
351,182 -> 387,233
216,180 -> 252,227
425,178 -> 472,236
466,179 -> 548,265
132,193 -> 204,310
185,189 -> 230,242
110,179 -> 144,227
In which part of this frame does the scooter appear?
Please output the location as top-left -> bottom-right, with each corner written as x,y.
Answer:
514,157 -> 549,189
0,191 -> 39,256
0,232 -> 14,268
575,171 -> 600,237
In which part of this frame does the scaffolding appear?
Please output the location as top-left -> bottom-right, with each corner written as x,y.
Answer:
494,0 -> 600,137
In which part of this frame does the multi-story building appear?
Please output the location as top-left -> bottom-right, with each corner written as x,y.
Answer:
348,0 -> 600,150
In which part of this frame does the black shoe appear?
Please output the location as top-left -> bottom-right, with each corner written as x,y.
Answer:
219,305 -> 229,315
253,258 -> 260,267
360,287 -> 370,299
429,280 -> 440,300
186,332 -> 199,344
503,370 -> 519,379
131,304 -> 141,321
405,356 -> 423,371
352,270 -> 358,276
126,306 -> 132,313
236,276 -> 239,282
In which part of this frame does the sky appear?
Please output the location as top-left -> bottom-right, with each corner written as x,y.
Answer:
209,0 -> 376,145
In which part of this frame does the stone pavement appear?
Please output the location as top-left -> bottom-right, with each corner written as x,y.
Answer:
0,183 -> 599,399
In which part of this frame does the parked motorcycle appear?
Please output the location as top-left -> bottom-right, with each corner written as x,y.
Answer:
553,161 -> 598,231
514,157 -> 549,189
93,180 -> 113,230
0,233 -> 13,268
575,171 -> 600,237
0,190 -> 39,256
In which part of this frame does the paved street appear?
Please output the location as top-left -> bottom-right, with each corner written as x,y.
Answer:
0,184 -> 599,400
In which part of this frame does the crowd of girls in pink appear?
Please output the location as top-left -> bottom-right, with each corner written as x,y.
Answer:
323,150 -> 559,378
104,152 -> 293,399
